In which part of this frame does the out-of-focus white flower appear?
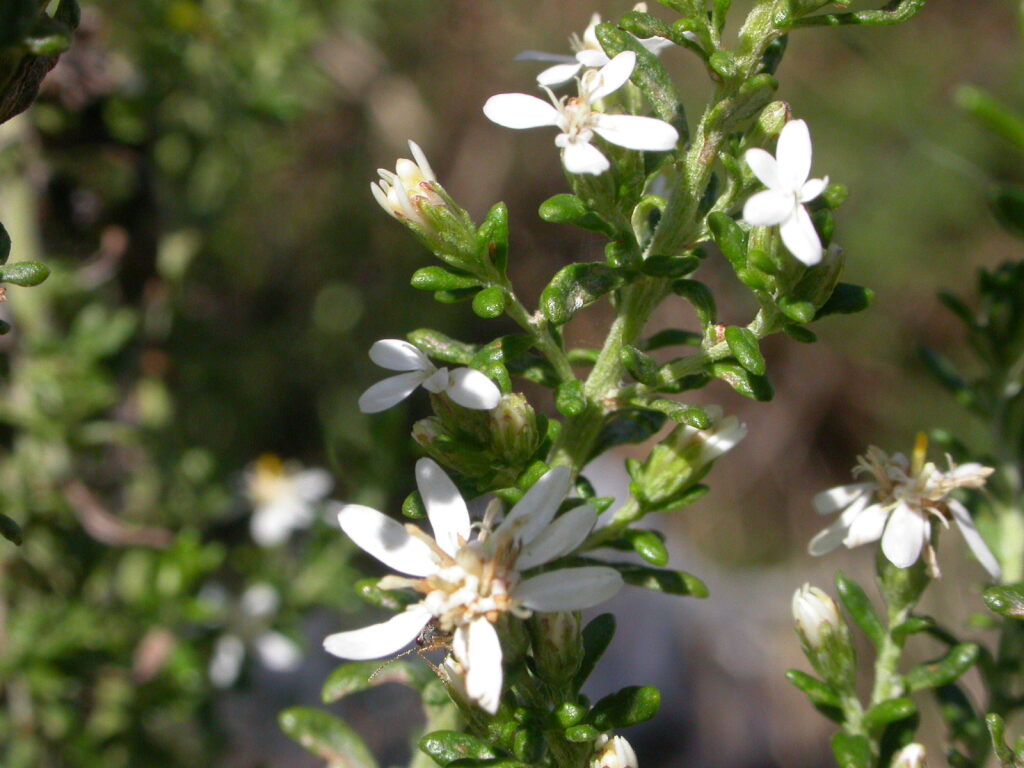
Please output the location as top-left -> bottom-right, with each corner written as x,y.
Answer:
209,634 -> 246,689
742,119 -> 828,266
892,743 -> 928,768
245,455 -> 333,547
791,584 -> 842,649
370,140 -> 443,228
358,339 -> 501,414
590,733 -> 639,768
484,51 -> 678,176
809,436 -> 1000,580
323,458 -> 622,713
518,7 -> 673,87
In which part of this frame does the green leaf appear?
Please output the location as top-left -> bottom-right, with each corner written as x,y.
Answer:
639,254 -> 700,278
956,86 -> 1024,152
709,74 -> 779,133
539,194 -> 611,234
402,491 -> 428,520
573,613 -> 616,691
355,578 -> 418,611
418,731 -> 496,766
541,263 -> 628,326
322,660 -> 434,703
784,669 -> 841,709
0,221 -> 9,264
986,713 -> 1024,768
671,278 -> 716,327
564,724 -> 601,743
778,297 -> 816,324
411,266 -> 480,292
783,324 -> 817,343
0,512 -> 22,545
814,283 -> 874,319
905,644 -> 979,692
593,408 -> 666,457
477,202 -> 509,273
984,584 -> 1024,619
707,212 -> 747,269
620,345 -> 659,385
891,616 -> 933,642
991,185 -> 1024,240
589,686 -> 661,730
555,702 -> 588,729
835,572 -> 884,648
555,380 -> 587,418
0,261 -> 49,286
279,708 -> 378,768
863,697 -> 917,730
408,329 -> 476,365
724,326 -> 765,375
634,398 -> 710,428
831,733 -> 872,768
624,529 -> 669,566
472,286 -> 506,319
711,362 -> 773,401
607,562 -> 708,597
643,329 -> 702,350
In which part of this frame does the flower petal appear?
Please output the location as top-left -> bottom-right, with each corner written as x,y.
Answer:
209,635 -> 246,688
640,36 -> 674,56
408,140 -> 436,182
779,204 -> 823,265
537,61 -> 584,86
255,631 -> 303,672
592,114 -> 679,151
336,503 -> 439,576
515,504 -> 597,570
515,50 -> 577,63
589,51 -> 635,101
744,148 -> 782,190
369,339 -> 430,372
516,566 -> 623,612
446,368 -> 502,410
800,176 -> 828,204
415,458 -> 471,558
483,93 -> 560,129
561,140 -> 610,175
808,516 -> 854,556
293,468 -> 334,502
813,483 -> 874,515
457,617 -> 503,714
576,49 -> 610,68
948,499 -> 1002,580
358,371 -> 427,413
323,607 -> 432,661
742,189 -> 792,227
843,501 -> 888,547
777,119 -> 813,188
250,503 -> 305,547
494,466 -> 572,546
881,500 -> 928,569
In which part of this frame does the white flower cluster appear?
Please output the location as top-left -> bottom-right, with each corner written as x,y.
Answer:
244,454 -> 333,547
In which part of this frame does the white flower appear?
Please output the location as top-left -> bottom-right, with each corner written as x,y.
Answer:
808,439 -> 1000,580
370,140 -> 443,228
892,744 -> 928,768
590,733 -> 639,768
791,584 -> 842,649
742,119 -> 828,266
323,458 -> 623,713
483,51 -> 679,176
358,339 -> 501,413
245,455 -> 333,547
518,8 -> 673,88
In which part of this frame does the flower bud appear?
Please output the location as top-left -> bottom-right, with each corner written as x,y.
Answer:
490,393 -> 541,466
792,584 -> 856,691
590,734 -> 638,768
744,100 -> 792,151
529,611 -> 583,686
892,744 -> 927,768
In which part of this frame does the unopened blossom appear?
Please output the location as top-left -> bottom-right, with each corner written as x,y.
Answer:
791,584 -> 843,650
370,140 -> 444,229
358,339 -> 501,413
809,437 -> 1000,579
519,7 -> 673,87
245,455 -> 333,547
323,458 -> 623,713
742,119 -> 828,265
892,744 -> 928,768
590,734 -> 639,768
483,51 -> 678,176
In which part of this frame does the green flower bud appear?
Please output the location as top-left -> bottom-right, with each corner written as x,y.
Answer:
792,584 -> 856,691
529,611 -> 583,686
489,393 -> 541,466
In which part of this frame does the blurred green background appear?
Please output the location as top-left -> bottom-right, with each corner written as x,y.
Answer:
0,1 -> 1020,766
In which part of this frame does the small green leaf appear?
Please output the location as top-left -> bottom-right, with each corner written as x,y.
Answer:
403,491 -> 427,520
671,278 -> 716,327
626,529 -> 669,566
608,562 -> 708,597
593,409 -> 666,457
0,512 -> 22,545
541,263 -> 628,326
956,85 -> 1024,152
986,713 -> 1024,768
0,261 -> 49,286
573,613 -> 616,691
555,702 -> 588,729
620,345 -> 659,385
891,616 -> 933,641
472,286 -> 506,319
814,283 -> 874,319
411,266 -> 480,292
863,697 -> 917,730
477,202 -> 509,272
354,579 -> 417,612
538,194 -> 610,233
279,708 -> 378,768
784,669 -> 841,708
905,644 -> 979,692
322,660 -> 434,703
564,724 -> 601,742
418,731 -> 497,766
639,254 -> 700,278
783,324 -> 817,343
643,328 -> 702,350
835,572 -> 884,647
555,380 -> 587,418
778,297 -> 816,324
984,584 -> 1024,619
707,212 -> 747,269
831,733 -> 872,768
408,329 -> 476,365
711,362 -> 774,401
724,326 -> 765,376
589,686 -> 661,730
634,398 -> 710,428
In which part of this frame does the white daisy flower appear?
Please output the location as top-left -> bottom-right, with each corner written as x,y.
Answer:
590,733 -> 639,768
245,455 -> 333,547
358,339 -> 501,414
483,51 -> 679,176
370,140 -> 443,229
323,458 -> 623,713
742,119 -> 829,266
518,7 -> 673,88
808,437 -> 1000,580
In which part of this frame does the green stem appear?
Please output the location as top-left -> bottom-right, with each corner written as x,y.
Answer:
870,605 -> 912,707
503,290 -> 575,383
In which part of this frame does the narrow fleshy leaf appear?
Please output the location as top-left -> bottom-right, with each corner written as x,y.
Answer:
279,708 -> 379,768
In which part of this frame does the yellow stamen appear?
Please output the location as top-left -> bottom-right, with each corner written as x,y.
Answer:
912,432 -> 929,476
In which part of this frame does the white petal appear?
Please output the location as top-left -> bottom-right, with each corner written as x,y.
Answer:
640,36 -> 674,56
250,505 -> 300,547
323,607 -> 432,661
813,483 -> 873,515
446,368 -> 502,410
537,61 -> 584,86
780,205 -> 823,265
336,503 -> 439,577
293,468 -> 334,502
744,148 -> 782,190
358,371 -> 427,413
515,504 -> 597,570
369,339 -> 430,372
701,416 -> 747,461
800,177 -> 828,204
808,517 -> 853,556
881,501 -> 928,569
516,566 -> 623,612
592,114 -> 678,151
576,49 -> 610,68
209,635 -> 245,688
843,502 -> 888,547
777,119 -> 813,188
416,458 -> 471,558
420,366 -> 449,394
255,631 -> 302,672
948,499 -> 1002,580
742,189 -> 792,227
494,466 -> 572,546
589,51 -> 636,101
483,93 -> 560,129
515,50 -> 577,63
408,140 -> 435,182
561,140 -> 610,175
459,617 -> 503,714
